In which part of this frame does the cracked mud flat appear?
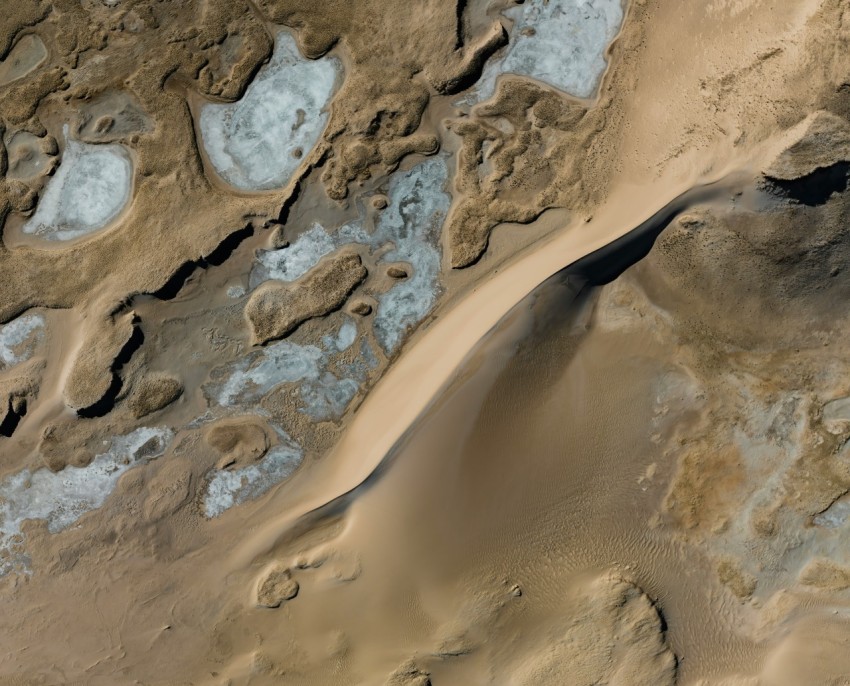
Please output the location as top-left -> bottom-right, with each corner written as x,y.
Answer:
2,0 -> 850,684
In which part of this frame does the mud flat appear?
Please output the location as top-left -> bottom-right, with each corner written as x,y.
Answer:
0,34 -> 47,87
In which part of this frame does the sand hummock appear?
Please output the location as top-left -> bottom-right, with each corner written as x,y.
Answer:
245,251 -> 367,345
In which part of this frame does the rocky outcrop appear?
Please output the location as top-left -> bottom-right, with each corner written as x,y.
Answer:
128,372 -> 183,419
256,564 -> 300,608
245,251 -> 367,345
64,311 -> 139,416
764,110 -> 850,181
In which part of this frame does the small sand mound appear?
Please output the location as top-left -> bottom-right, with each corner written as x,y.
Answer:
245,251 -> 367,345
128,373 -> 182,418
716,557 -> 757,599
256,565 -> 300,608
206,416 -> 270,469
350,300 -> 373,316
384,660 -> 431,686
798,558 -> 850,592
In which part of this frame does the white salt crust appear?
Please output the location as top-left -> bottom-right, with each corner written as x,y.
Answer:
23,126 -> 132,241
199,31 -> 340,191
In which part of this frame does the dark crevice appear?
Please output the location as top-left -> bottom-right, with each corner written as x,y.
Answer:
764,162 -> 850,207
113,323 -> 145,369
77,375 -> 123,420
206,224 -> 255,266
277,178 -> 302,225
811,489 -> 850,521
152,224 -> 254,300
77,325 -> 145,419
654,601 -> 670,634
84,220 -> 256,418
455,0 -> 468,50
152,260 -> 199,301
0,397 -> 26,437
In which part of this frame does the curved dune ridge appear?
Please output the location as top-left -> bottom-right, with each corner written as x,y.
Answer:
0,0 -> 849,684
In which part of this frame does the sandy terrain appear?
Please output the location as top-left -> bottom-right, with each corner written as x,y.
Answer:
1,0 -> 850,683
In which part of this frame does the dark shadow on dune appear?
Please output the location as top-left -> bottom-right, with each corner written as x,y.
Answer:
263,176 -> 746,556
764,162 -> 850,207
570,178 -> 738,286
